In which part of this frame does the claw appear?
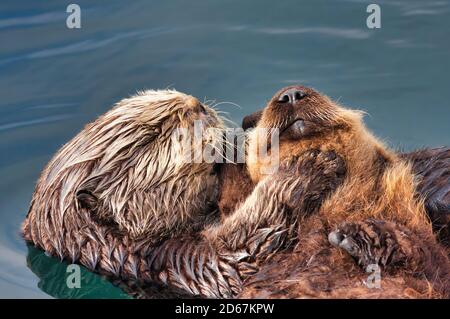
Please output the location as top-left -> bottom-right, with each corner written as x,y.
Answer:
328,231 -> 360,256
339,237 -> 360,256
328,230 -> 344,247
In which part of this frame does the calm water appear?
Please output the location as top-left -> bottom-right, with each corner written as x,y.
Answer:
0,0 -> 449,298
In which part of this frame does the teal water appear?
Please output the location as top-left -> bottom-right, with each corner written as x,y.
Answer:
0,0 -> 449,298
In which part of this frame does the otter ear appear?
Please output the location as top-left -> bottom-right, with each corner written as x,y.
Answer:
76,189 -> 98,210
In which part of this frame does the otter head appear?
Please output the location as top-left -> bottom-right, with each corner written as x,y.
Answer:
40,90 -> 224,242
246,85 -> 394,182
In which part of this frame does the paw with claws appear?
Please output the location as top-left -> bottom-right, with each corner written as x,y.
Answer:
328,219 -> 413,270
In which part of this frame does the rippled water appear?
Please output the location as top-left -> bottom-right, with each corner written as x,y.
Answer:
0,0 -> 449,298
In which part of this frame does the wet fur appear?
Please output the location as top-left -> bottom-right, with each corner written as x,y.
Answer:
22,88 -> 449,299
22,90 -> 227,295
22,90 -> 344,298
400,148 -> 450,246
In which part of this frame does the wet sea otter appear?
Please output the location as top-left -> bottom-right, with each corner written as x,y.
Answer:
229,85 -> 450,298
22,88 -> 449,298
22,89 -> 346,298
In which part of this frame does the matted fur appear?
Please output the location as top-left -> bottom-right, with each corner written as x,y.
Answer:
23,90 -> 223,245
22,90 -> 229,294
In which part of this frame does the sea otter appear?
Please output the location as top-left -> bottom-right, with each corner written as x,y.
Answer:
22,89 -> 347,298
232,85 -> 450,298
230,111 -> 450,245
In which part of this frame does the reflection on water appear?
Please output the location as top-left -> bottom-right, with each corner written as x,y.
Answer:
0,0 -> 449,298
26,245 -> 130,299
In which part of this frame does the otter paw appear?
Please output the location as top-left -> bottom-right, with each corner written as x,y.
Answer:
277,150 -> 347,216
280,149 -> 346,179
328,219 -> 409,270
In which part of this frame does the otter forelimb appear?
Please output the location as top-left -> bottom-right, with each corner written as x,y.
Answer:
145,150 -> 346,298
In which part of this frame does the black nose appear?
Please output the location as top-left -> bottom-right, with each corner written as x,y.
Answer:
278,88 -> 307,104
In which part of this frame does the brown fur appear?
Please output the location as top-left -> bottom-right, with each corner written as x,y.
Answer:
236,86 -> 450,298
218,149 -> 450,248
239,110 -> 450,244
217,163 -> 254,219
400,148 -> 450,246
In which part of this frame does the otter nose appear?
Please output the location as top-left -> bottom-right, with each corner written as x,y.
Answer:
278,88 -> 307,104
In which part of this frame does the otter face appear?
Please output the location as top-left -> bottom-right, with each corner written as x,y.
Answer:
247,85 -> 364,182
258,86 -> 344,138
37,90 -> 224,241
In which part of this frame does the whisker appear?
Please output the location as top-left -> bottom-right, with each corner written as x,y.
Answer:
203,98 -> 216,106
220,117 -> 238,127
211,101 -> 243,110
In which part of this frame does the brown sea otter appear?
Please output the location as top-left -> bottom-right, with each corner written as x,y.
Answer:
230,85 -> 450,298
235,109 -> 450,246
22,89 -> 347,298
